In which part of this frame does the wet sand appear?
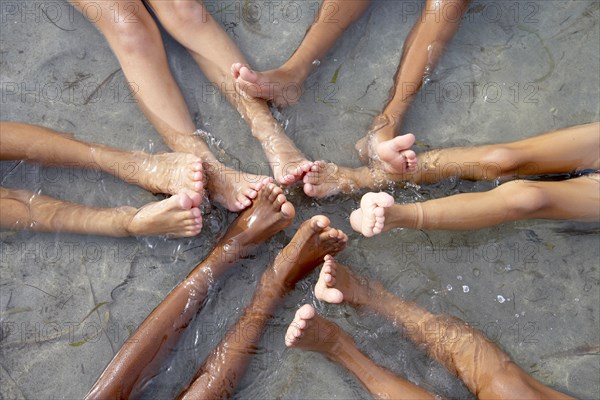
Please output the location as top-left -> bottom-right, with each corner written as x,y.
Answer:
1,1 -> 599,398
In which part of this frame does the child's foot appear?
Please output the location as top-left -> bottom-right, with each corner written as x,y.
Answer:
315,255 -> 369,306
255,122 -> 313,185
218,181 -> 296,251
133,152 -> 204,197
232,63 -> 303,107
349,192 -> 395,237
357,133 -> 417,174
126,192 -> 202,237
376,134 -> 418,174
284,304 -> 342,355
204,161 -> 272,211
303,161 -> 358,198
270,215 -> 348,291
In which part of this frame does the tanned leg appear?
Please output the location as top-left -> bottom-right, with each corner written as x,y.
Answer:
232,0 -> 371,106
356,0 -> 471,164
285,304 -> 437,399
0,188 -> 202,237
0,122 -> 203,196
305,122 -> 600,199
177,215 -> 348,399
315,257 -> 575,399
84,183 -> 294,399
145,0 -> 313,185
69,0 -> 270,210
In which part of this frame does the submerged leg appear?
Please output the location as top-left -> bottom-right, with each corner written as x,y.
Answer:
69,0 -> 270,210
356,0 -> 470,163
285,304 -> 437,399
315,257 -> 575,400
304,122 -> 600,198
0,121 -> 203,197
350,175 -> 600,235
84,183 -> 294,399
146,0 -> 313,185
232,0 -> 372,106
0,187 -> 202,237
177,216 -> 348,399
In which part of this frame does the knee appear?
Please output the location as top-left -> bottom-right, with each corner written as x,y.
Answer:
108,13 -> 162,55
479,146 -> 521,178
167,0 -> 210,26
500,181 -> 549,216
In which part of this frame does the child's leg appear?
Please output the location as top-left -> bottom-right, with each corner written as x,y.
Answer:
315,258 -> 575,400
285,305 -> 437,399
144,0 -> 313,185
0,122 -> 203,196
69,0 -> 270,211
357,0 -> 470,161
408,121 -> 600,184
85,183 -> 294,399
351,175 -> 600,234
232,0 -> 372,105
177,216 -> 348,399
0,188 -> 201,237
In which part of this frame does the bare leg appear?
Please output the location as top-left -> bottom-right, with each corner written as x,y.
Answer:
303,134 -> 417,198
305,122 -> 600,198
285,304 -> 437,399
84,183 -> 294,399
69,0 -> 271,210
356,0 -> 470,163
145,0 -> 313,185
350,175 -> 600,234
315,257 -> 575,400
0,122 -> 203,196
232,0 -> 372,106
177,216 -> 348,399
0,188 -> 201,237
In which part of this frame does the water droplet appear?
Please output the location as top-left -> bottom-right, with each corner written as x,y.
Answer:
574,298 -> 580,302
515,313 -> 520,318
497,295 -> 506,303
312,59 -> 321,66
462,285 -> 470,293
273,19 -> 279,24
446,284 -> 453,291
472,268 -> 480,277
457,275 -> 463,281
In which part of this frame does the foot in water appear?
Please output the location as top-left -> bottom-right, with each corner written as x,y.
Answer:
349,192 -> 395,237
269,215 -> 348,291
356,133 -> 417,174
132,152 -> 204,197
217,181 -> 296,253
284,304 -> 342,353
204,161 -> 273,212
314,255 -> 370,306
303,161 -> 359,198
232,63 -> 304,107
126,192 -> 203,237
252,120 -> 313,186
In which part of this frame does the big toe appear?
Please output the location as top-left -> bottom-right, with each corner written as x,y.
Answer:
239,65 -> 258,83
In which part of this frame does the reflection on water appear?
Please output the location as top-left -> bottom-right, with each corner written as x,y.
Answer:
1,1 -> 599,399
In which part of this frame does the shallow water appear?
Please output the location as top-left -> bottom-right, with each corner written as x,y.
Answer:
1,0 -> 599,398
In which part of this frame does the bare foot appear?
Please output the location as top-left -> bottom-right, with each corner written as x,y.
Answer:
255,121 -> 313,185
218,181 -> 296,252
126,192 -> 202,237
204,161 -> 273,211
270,215 -> 348,291
315,255 -> 369,306
355,115 -> 399,162
376,134 -> 417,174
284,304 -> 342,355
131,152 -> 204,197
303,161 -> 360,198
232,63 -> 303,107
349,192 -> 395,237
